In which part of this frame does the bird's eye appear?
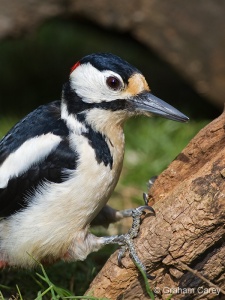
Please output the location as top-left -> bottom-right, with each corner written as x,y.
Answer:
106,76 -> 122,91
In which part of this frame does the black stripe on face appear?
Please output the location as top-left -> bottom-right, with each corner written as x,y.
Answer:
63,82 -> 133,115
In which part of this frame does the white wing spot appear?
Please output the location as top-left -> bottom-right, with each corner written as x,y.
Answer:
0,133 -> 62,188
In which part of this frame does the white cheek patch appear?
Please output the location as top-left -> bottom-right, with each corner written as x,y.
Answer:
0,133 -> 62,188
70,63 -> 126,103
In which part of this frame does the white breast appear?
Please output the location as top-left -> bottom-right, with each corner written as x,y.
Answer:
0,127 -> 125,266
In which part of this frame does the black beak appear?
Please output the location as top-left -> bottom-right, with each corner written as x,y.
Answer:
130,92 -> 189,123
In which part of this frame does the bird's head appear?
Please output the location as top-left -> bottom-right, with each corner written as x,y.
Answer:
62,53 -> 188,129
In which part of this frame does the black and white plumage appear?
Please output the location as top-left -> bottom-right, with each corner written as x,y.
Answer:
0,53 -> 188,268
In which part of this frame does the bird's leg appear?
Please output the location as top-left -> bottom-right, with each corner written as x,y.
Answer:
90,205 -> 133,228
112,176 -> 157,221
99,203 -> 155,279
93,175 -> 157,227
118,182 -> 153,219
91,180 -> 156,228
66,194 -> 155,278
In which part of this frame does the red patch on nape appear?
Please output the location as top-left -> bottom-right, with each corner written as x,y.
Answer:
70,61 -> 81,74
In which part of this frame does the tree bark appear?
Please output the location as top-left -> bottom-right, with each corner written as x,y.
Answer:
86,111 -> 225,300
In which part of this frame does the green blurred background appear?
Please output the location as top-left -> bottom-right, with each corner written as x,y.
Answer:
0,18 -> 220,298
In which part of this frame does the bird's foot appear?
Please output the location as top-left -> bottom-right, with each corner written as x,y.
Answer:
102,201 -> 155,279
116,190 -> 152,219
91,181 -> 157,227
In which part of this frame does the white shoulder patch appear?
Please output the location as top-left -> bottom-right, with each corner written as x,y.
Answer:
0,133 -> 62,188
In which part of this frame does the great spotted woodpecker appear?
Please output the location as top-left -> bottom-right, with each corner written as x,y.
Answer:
0,53 -> 188,273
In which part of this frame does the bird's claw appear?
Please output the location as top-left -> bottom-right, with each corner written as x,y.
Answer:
117,203 -> 154,270
135,204 -> 155,216
115,233 -> 155,279
118,202 -> 155,278
143,192 -> 149,205
103,194 -> 155,278
118,245 -> 127,267
118,192 -> 155,219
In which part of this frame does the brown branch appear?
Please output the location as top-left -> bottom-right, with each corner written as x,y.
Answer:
86,111 -> 225,299
178,262 -> 225,295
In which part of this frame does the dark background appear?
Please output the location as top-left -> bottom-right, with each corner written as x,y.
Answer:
0,18 -> 221,120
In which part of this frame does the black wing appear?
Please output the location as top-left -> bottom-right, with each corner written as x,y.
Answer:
0,101 -> 68,163
0,101 -> 78,217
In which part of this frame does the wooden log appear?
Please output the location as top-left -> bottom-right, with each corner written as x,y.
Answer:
86,111 -> 225,299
